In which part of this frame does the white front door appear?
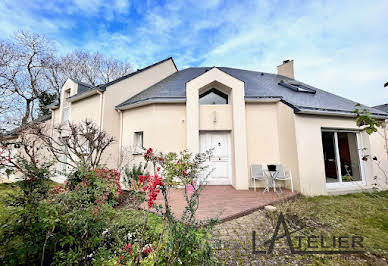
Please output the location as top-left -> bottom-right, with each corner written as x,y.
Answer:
199,132 -> 232,185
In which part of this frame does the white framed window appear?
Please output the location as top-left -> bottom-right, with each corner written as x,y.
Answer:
321,129 -> 365,187
134,131 -> 143,151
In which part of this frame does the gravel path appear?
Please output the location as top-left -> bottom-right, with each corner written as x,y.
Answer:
211,209 -> 312,265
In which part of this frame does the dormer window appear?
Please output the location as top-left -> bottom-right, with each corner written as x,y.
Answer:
278,80 -> 316,94
199,88 -> 228,105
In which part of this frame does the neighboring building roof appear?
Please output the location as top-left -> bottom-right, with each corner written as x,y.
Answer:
116,67 -> 388,118
1,114 -> 52,139
373,103 -> 388,114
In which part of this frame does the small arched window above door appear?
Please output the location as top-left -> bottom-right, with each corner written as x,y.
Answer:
199,88 -> 228,105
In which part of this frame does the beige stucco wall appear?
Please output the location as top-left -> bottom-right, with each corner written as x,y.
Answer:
245,102 -> 299,190
199,105 -> 232,130
277,103 -> 300,191
70,94 -> 101,124
121,103 -> 186,155
102,59 -> 177,168
369,126 -> 388,189
293,114 -> 388,195
246,103 -> 281,164
51,59 -> 177,169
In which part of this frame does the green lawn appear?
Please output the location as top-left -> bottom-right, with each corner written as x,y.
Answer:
273,190 -> 388,265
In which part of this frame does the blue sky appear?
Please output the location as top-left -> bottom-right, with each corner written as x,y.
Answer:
0,0 -> 387,106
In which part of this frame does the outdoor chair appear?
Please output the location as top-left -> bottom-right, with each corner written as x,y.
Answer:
273,164 -> 294,192
250,164 -> 270,192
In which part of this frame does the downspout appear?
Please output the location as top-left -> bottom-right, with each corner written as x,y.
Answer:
118,110 -> 123,168
97,91 -> 104,128
384,121 -> 388,160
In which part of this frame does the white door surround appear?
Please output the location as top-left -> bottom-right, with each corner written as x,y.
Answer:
199,131 -> 232,185
186,67 -> 249,189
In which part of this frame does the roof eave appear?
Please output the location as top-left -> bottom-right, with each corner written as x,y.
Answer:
67,88 -> 104,103
296,109 -> 388,119
116,97 -> 186,111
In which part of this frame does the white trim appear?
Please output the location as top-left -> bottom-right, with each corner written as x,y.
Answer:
67,89 -> 103,103
323,129 -> 366,188
356,132 -> 367,186
118,110 -> 123,166
298,109 -> 387,119
334,132 -> 342,183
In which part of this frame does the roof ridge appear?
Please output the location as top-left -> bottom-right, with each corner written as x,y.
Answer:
69,78 -> 93,88
98,57 -> 176,89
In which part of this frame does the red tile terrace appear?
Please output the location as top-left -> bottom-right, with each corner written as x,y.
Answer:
140,185 -> 298,223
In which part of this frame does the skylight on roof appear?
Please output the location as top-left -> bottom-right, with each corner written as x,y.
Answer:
278,80 -> 316,94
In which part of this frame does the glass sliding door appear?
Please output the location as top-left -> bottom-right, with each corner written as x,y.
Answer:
337,132 -> 362,182
322,131 -> 339,183
321,130 -> 363,184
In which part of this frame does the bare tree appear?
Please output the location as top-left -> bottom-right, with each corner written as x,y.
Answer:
32,120 -> 114,171
61,50 -> 132,86
0,31 -> 132,131
0,31 -> 55,128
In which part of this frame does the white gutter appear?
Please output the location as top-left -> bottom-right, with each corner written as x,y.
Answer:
116,98 -> 186,111
297,109 -> 388,120
97,90 -> 104,128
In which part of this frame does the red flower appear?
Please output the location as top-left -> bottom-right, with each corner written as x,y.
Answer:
124,243 -> 133,254
143,244 -> 152,256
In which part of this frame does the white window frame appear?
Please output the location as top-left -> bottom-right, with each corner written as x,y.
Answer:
322,129 -> 366,189
134,131 -> 144,153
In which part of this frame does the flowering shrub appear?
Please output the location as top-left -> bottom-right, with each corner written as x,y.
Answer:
136,148 -> 217,265
138,166 -> 163,208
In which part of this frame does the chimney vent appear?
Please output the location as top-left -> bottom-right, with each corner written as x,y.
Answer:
277,59 -> 294,79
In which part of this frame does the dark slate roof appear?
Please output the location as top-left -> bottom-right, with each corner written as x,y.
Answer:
70,79 -> 93,94
66,57 -> 177,100
116,67 -> 387,117
373,103 -> 388,114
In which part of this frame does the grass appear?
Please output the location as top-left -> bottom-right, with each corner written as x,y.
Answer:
272,190 -> 388,265
2,182 -> 387,265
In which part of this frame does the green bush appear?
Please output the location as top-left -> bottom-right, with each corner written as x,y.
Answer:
0,168 -> 134,265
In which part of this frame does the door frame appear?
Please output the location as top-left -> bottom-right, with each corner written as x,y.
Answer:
199,130 -> 233,185
322,129 -> 366,188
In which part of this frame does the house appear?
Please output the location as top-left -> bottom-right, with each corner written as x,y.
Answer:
0,114 -> 52,182
47,57 -> 387,196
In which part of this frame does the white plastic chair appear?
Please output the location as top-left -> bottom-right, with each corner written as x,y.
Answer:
273,164 -> 294,192
250,164 -> 269,192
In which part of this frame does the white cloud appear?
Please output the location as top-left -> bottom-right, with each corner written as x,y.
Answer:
0,0 -> 386,106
